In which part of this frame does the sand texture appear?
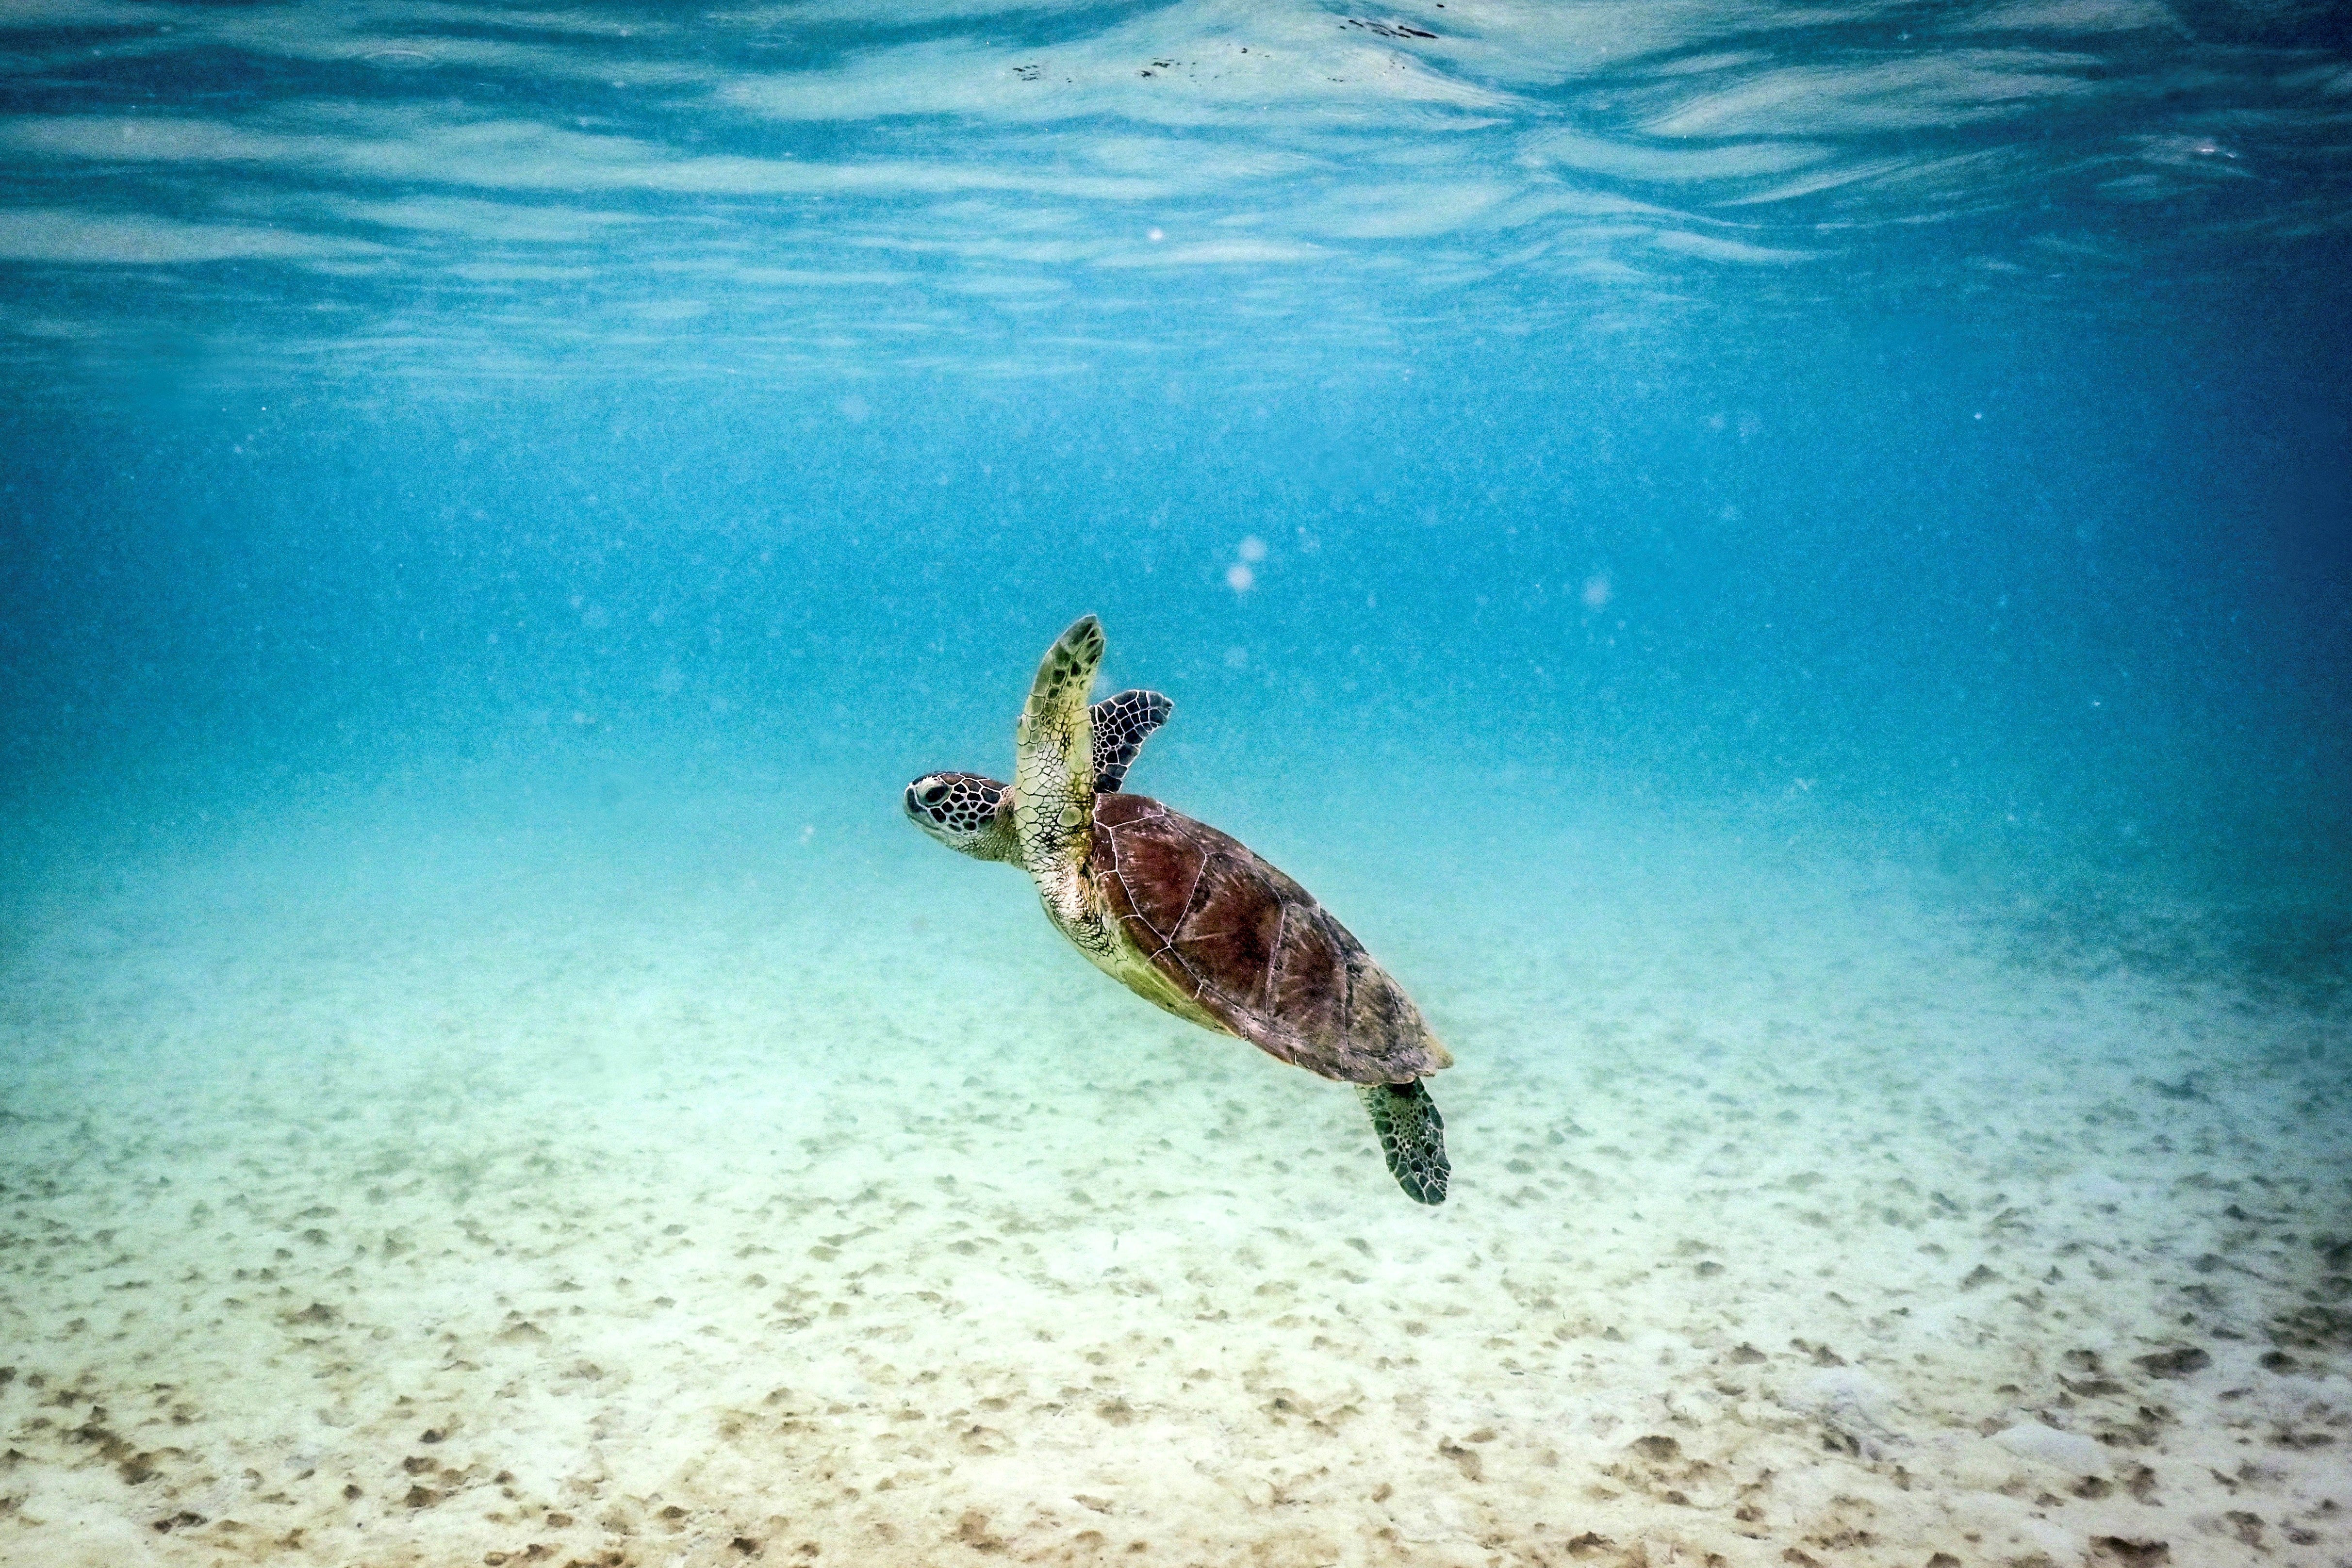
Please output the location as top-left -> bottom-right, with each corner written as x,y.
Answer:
2,772 -> 2347,1568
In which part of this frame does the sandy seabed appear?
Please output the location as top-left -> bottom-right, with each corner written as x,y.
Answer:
1,766 -> 2347,1568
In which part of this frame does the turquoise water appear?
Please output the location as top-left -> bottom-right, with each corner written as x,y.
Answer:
2,5 -> 2348,1566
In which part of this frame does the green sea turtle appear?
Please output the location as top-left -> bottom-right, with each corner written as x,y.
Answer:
903,615 -> 1453,1204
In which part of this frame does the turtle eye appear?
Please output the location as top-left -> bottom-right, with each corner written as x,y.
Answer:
920,783 -> 949,805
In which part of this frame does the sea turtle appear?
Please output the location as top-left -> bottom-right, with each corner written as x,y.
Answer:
903,615 -> 1452,1204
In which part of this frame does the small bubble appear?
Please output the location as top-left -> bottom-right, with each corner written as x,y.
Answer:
1225,563 -> 1255,593
1147,227 -> 1165,243
1237,535 -> 1267,563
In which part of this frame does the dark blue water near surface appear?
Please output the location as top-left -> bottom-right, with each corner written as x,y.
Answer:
2,0 -> 2348,990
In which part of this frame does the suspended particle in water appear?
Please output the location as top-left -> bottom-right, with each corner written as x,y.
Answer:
1237,535 -> 1267,563
1226,563 -> 1255,593
1148,227 -> 1165,243
1581,573 -> 1612,609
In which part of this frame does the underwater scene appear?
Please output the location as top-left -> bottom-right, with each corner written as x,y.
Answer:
2,3 -> 2349,1566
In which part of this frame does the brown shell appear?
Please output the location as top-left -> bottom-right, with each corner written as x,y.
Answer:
1087,793 -> 1452,1086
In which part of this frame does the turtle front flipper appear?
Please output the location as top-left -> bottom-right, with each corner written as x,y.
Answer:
1014,615 -> 1106,871
1361,1081 -> 1449,1205
1089,688 -> 1173,793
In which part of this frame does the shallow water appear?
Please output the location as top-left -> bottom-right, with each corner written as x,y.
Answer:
6,759 -> 2348,1566
3,4 -> 2350,1567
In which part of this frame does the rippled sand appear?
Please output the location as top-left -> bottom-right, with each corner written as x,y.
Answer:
3,768 -> 2345,1567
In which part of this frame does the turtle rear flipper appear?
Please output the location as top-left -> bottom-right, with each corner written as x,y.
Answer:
1361,1081 -> 1448,1205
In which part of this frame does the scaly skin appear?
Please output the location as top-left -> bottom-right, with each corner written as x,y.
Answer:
1012,615 -> 1113,957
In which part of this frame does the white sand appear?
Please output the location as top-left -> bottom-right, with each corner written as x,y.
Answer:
2,764 -> 2347,1568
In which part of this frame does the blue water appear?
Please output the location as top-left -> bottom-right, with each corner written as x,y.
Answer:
2,4 -> 2348,1564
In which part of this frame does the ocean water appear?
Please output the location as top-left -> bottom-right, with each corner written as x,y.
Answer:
2,4 -> 2349,1566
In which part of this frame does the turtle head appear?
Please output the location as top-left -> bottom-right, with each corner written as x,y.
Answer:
903,771 -> 1018,863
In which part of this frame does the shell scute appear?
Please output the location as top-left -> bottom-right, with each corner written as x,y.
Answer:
1168,857 -> 1286,1015
1266,905 -> 1347,1045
